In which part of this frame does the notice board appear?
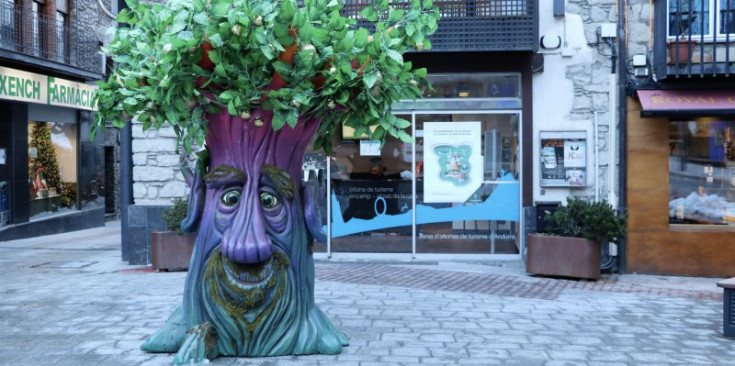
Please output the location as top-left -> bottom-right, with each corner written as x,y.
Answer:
540,131 -> 587,187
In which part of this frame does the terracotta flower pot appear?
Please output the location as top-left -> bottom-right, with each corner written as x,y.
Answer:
668,40 -> 693,64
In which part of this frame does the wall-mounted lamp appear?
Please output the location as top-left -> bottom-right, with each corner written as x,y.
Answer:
540,35 -> 562,50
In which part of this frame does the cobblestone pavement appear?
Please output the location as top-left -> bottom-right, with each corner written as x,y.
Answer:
0,222 -> 732,366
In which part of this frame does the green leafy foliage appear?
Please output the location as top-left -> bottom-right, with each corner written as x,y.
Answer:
93,0 -> 439,153
162,197 -> 189,234
543,197 -> 627,244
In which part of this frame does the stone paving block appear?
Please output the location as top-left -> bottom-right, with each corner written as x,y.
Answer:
545,361 -> 588,366
546,350 -> 590,360
391,346 -> 431,357
380,355 -> 420,363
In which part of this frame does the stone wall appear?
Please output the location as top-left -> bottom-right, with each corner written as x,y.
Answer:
532,0 -> 621,206
131,123 -> 189,205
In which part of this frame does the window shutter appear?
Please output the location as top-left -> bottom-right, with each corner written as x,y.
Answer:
55,0 -> 68,13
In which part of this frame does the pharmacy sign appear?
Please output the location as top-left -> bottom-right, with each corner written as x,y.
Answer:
0,66 -> 97,111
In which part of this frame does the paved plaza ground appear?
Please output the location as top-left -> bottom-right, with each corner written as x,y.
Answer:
0,221 -> 733,365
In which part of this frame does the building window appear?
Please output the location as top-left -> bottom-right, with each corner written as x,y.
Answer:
55,0 -> 69,63
669,120 -> 735,226
0,0 -> 19,50
55,10 -> 67,62
31,0 -> 45,57
668,0 -> 735,38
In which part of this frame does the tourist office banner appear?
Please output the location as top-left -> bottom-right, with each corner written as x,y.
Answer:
0,66 -> 97,111
540,131 -> 588,187
423,121 -> 482,203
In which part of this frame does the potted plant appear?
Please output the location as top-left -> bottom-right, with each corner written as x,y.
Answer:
526,197 -> 626,280
151,197 -> 197,271
668,35 -> 698,64
667,6 -> 698,64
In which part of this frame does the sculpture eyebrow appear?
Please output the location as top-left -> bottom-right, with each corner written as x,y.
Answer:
204,165 -> 245,188
260,165 -> 295,200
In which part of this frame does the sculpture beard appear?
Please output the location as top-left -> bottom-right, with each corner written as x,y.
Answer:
141,109 -> 346,364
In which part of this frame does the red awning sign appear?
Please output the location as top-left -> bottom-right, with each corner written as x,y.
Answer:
637,90 -> 735,111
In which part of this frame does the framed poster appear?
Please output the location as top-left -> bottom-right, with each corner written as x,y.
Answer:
540,131 -> 588,187
424,122 -> 482,203
359,140 -> 381,156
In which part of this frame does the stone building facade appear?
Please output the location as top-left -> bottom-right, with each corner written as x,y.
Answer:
119,0 -> 626,266
0,0 -> 117,239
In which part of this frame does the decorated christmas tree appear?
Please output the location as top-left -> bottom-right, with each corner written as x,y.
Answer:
29,122 -> 62,197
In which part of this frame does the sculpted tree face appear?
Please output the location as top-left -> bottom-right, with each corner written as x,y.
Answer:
96,0 -> 438,364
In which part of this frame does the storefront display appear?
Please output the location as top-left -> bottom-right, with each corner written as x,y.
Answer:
628,92 -> 735,277
27,121 -> 77,218
301,73 -> 524,257
668,120 -> 735,226
0,66 -> 108,240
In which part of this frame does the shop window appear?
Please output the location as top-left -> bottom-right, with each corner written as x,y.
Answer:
414,113 -> 520,254
669,120 -> 735,226
328,114 -> 414,253
424,73 -> 520,99
28,121 -> 77,219
668,0 -> 735,38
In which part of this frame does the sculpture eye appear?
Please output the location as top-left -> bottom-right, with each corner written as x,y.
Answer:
221,189 -> 241,207
259,192 -> 279,209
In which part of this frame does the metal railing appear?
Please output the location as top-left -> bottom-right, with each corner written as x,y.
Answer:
658,0 -> 735,78
0,2 -> 102,75
341,0 -> 538,52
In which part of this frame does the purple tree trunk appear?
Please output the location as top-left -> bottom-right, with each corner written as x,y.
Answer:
141,108 -> 346,364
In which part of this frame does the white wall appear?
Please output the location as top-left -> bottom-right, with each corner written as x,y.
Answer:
532,0 -> 619,206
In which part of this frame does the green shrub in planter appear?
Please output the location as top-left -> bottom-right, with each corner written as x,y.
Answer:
162,197 -> 188,234
544,197 -> 627,244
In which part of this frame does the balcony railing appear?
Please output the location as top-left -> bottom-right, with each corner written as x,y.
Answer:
341,0 -> 538,52
656,0 -> 735,78
0,2 -> 102,76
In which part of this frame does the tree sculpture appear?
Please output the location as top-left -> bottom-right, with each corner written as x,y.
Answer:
94,0 -> 438,364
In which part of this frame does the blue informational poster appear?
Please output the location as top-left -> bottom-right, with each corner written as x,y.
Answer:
423,122 -> 483,203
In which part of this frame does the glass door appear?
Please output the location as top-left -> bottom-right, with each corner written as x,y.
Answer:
414,112 -> 521,254
328,114 -> 413,253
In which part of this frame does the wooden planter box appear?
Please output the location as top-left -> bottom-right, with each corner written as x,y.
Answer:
151,232 -> 197,271
526,234 -> 601,280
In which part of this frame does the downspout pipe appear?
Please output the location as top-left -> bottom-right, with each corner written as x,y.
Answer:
616,0 -> 628,273
114,0 -> 134,262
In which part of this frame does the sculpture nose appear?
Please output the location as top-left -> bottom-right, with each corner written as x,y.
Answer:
221,200 -> 272,264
